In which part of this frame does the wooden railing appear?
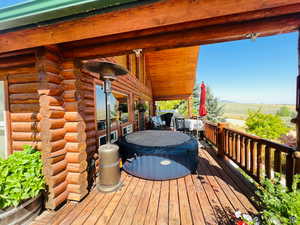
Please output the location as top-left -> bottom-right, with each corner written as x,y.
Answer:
204,122 -> 300,189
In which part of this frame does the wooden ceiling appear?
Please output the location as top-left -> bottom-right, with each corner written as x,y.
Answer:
145,47 -> 199,100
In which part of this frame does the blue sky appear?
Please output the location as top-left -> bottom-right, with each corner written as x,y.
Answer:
196,32 -> 298,104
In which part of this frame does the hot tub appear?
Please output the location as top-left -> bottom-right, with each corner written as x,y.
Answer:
118,130 -> 198,180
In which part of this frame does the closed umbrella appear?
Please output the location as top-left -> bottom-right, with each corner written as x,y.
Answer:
199,81 -> 207,117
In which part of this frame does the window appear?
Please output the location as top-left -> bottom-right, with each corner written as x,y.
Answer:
0,81 -> 7,158
95,85 -> 129,130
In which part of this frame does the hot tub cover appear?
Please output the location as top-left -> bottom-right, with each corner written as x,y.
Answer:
118,130 -> 198,180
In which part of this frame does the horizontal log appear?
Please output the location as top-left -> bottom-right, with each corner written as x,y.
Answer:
44,153 -> 65,165
62,61 -> 74,70
63,90 -> 77,102
86,130 -> 96,139
44,139 -> 66,152
65,142 -> 86,153
46,169 -> 67,188
10,93 -> 39,104
47,149 -> 67,160
12,141 -> 42,151
61,69 -> 76,79
62,79 -> 76,90
0,54 -> 36,69
84,107 -> 95,115
66,152 -> 87,164
40,105 -> 65,117
1,65 -> 36,75
83,91 -> 94,100
10,103 -> 40,113
8,73 -> 38,84
37,82 -> 63,96
9,82 -> 39,93
36,60 -> 60,75
41,128 -> 66,142
39,118 -> 65,131
46,190 -> 68,210
12,122 -> 40,132
48,181 -> 67,199
86,145 -> 97,154
83,114 -> 94,122
80,83 -> 94,92
85,121 -> 96,131
67,183 -> 87,194
44,160 -> 67,176
66,171 -> 87,185
67,161 -> 87,173
67,190 -> 88,201
10,112 -> 41,122
84,99 -> 95,107
65,121 -> 85,133
65,112 -> 84,122
65,132 -> 86,143
64,102 -> 81,112
86,137 -> 97,147
12,132 -> 40,141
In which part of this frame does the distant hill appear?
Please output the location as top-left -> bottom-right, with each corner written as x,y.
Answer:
221,101 -> 296,120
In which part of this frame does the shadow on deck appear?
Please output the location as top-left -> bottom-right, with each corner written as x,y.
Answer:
31,145 -> 258,225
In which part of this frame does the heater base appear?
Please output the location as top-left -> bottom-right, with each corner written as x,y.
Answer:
97,181 -> 122,193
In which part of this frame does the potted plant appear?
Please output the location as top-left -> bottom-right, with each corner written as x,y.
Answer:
136,102 -> 147,112
118,103 -> 128,113
0,145 -> 45,225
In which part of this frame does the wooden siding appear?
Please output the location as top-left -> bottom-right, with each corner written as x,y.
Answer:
145,47 -> 199,100
31,146 -> 258,225
0,49 -> 153,209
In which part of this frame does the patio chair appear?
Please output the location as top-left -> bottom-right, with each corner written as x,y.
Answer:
175,118 -> 189,133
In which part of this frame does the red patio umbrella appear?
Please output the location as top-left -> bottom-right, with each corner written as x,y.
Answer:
199,81 -> 207,117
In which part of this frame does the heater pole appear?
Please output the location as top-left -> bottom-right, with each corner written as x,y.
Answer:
104,79 -> 111,144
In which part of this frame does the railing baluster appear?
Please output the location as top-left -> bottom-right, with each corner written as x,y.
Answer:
286,151 -> 295,190
250,139 -> 255,175
265,146 -> 271,179
232,133 -> 236,160
274,149 -> 281,174
257,143 -> 263,182
244,137 -> 249,171
240,136 -> 245,168
236,134 -> 240,165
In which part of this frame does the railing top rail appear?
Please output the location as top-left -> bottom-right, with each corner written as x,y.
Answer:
204,121 -> 218,127
224,126 -> 295,153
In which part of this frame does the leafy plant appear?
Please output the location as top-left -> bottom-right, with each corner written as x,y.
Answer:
136,103 -> 147,112
245,109 -> 290,140
0,145 -> 45,209
255,174 -> 300,225
276,106 -> 293,117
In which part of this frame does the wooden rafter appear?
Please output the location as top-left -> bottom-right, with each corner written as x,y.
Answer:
0,0 -> 300,54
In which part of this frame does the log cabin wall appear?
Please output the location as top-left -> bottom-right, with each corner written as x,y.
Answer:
61,60 -> 89,201
1,50 -> 152,209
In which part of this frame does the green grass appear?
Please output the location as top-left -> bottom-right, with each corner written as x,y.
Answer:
221,102 -> 295,116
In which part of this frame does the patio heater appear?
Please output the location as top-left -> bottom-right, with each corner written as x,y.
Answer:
83,60 -> 128,192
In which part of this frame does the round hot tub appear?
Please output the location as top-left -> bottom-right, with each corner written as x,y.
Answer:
118,130 -> 198,180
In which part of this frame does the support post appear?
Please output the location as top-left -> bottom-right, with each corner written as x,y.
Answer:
217,122 -> 228,159
295,29 -> 300,178
152,101 -> 157,116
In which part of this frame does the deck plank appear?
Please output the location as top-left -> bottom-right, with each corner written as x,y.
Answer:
178,177 -> 193,225
143,181 -> 161,225
185,175 -> 206,225
204,147 -> 257,214
106,175 -> 141,225
157,180 -> 169,225
117,178 -> 146,225
31,147 -> 257,225
200,149 -> 250,213
131,180 -> 154,225
169,179 -> 180,225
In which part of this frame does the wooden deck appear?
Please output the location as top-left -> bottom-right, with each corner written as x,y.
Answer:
31,146 -> 257,225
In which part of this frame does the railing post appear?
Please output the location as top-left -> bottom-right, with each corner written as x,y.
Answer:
217,122 -> 228,158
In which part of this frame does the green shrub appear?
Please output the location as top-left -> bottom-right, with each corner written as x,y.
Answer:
245,110 -> 290,140
255,174 -> 300,225
0,145 -> 45,209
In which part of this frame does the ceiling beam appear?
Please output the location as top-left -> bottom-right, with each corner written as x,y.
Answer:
62,12 -> 300,59
0,0 -> 300,54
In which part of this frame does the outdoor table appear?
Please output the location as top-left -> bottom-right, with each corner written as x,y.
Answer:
170,117 -> 204,131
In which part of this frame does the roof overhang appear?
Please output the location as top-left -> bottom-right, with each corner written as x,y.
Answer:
145,47 -> 199,101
